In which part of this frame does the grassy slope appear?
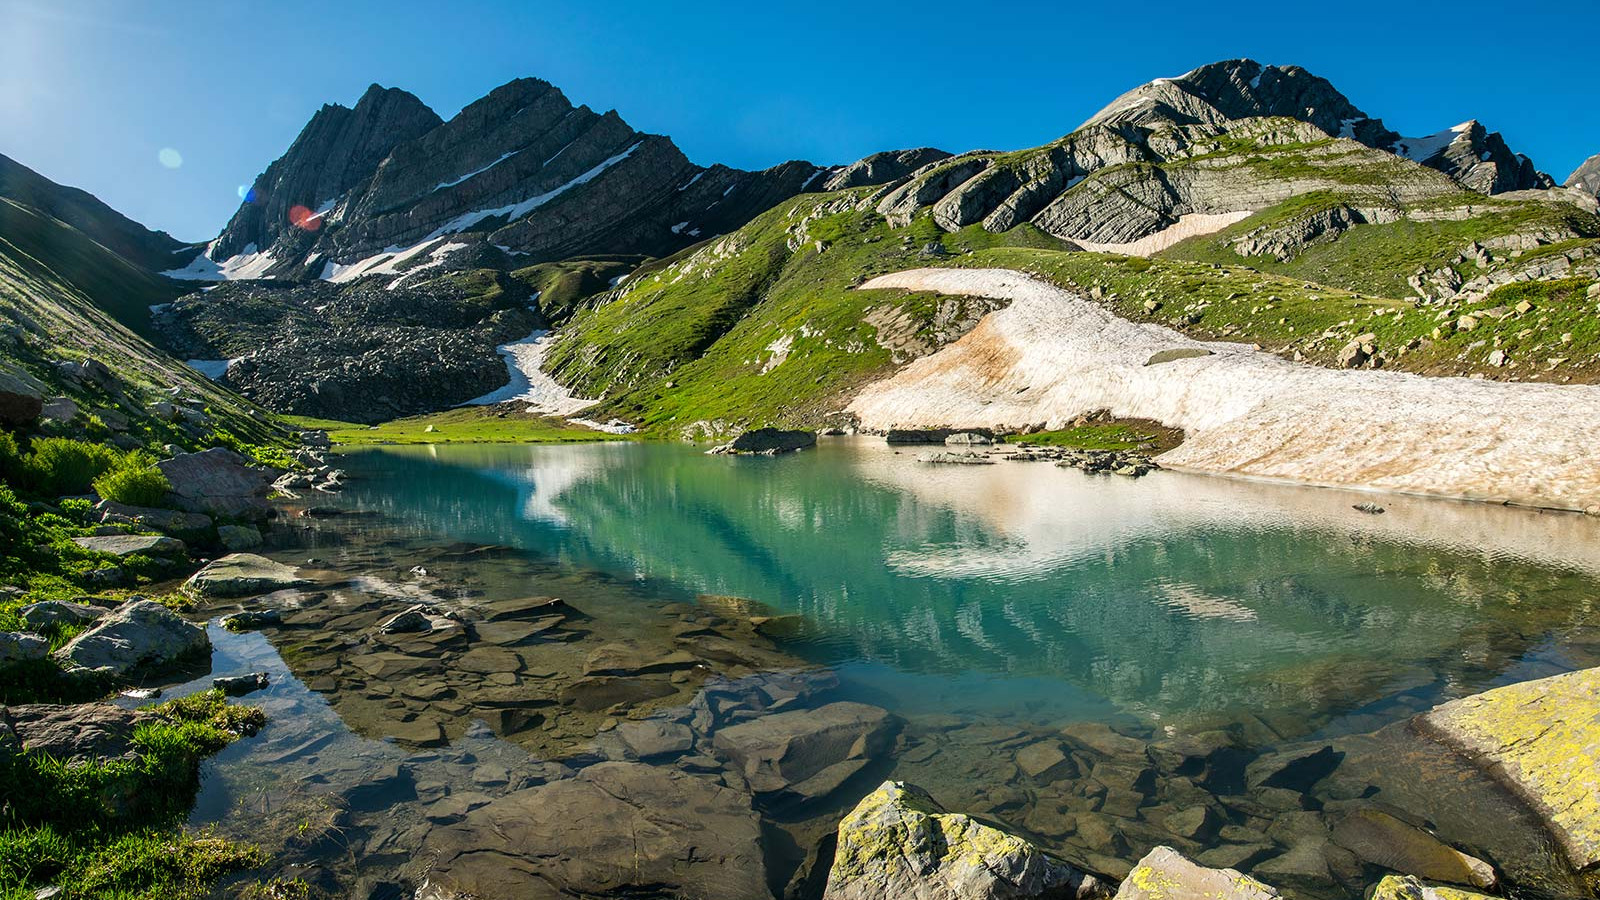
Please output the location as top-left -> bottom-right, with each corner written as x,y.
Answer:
1160,189 -> 1600,299
545,191 -> 1068,438
0,198 -> 180,338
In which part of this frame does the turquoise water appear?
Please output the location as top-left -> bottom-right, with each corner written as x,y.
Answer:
335,439 -> 1600,740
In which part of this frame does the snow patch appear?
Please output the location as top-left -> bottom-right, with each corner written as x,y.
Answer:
185,358 -> 241,380
848,268 -> 1600,510
387,242 -> 469,290
677,171 -> 705,191
1395,124 -> 1471,162
462,329 -> 596,415
670,221 -> 691,234
760,334 -> 793,374
162,242 -> 278,281
425,142 -> 642,238
434,151 -> 521,191
801,167 -> 828,190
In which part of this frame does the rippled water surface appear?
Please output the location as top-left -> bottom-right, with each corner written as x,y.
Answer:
175,439 -> 1600,898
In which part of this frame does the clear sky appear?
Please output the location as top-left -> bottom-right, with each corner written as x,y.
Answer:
2,0 -> 1595,243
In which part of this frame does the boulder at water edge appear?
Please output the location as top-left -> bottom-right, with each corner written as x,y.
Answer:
156,447 -> 278,520
53,600 -> 209,677
183,553 -> 311,598
711,427 -> 818,455
1419,666 -> 1600,886
1114,846 -> 1279,900
823,780 -> 1106,900
1369,874 -> 1495,900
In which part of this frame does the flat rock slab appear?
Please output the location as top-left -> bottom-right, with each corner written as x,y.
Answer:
53,600 -> 209,678
0,703 -> 153,763
183,553 -> 312,598
1421,667 -> 1600,877
420,761 -> 771,900
71,534 -> 186,558
1114,846 -> 1279,900
0,631 -> 49,664
157,448 -> 277,520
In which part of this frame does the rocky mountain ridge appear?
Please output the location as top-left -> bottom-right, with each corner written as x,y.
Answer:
175,78 -> 891,284
1568,153 -> 1600,198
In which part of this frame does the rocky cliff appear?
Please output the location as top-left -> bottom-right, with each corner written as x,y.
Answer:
1568,153 -> 1600,198
178,78 -> 868,283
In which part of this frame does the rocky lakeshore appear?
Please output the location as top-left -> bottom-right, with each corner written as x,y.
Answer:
4,436 -> 1600,899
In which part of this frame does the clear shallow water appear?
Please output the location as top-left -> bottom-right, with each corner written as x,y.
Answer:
335,439 -> 1600,737
171,439 -> 1600,898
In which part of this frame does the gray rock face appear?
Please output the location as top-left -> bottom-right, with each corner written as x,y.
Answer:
1113,846 -> 1279,900
156,448 -> 277,520
201,77 -> 847,283
183,553 -> 311,599
419,761 -> 772,900
823,780 -> 1105,900
1567,153 -> 1600,198
216,524 -> 262,551
0,631 -> 49,664
53,599 -> 209,677
825,148 -> 953,191
1394,120 -> 1552,194
713,701 -> 896,802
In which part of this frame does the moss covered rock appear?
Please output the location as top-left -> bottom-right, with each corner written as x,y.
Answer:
823,780 -> 1106,900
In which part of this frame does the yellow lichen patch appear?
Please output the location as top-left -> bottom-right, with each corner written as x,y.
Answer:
1422,668 -> 1600,873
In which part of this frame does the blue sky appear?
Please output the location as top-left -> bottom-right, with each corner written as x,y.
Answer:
2,0 -> 1595,243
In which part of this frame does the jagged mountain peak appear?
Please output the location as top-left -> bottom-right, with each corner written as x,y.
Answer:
1081,58 -> 1399,149
1566,153 -> 1600,198
1392,118 -> 1552,193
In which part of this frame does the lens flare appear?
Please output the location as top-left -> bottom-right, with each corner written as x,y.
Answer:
158,148 -> 183,169
288,204 -> 322,232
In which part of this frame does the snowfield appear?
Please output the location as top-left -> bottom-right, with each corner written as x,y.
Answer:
848,268 -> 1600,510
463,329 -> 596,416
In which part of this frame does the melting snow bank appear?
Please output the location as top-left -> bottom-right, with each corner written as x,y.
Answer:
185,358 -> 240,380
462,329 -> 596,416
848,268 -> 1600,510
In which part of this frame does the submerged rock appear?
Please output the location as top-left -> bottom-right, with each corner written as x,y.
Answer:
823,780 -> 1105,900
420,761 -> 771,900
183,553 -> 311,599
714,701 -> 897,803
213,672 -> 271,696
53,600 -> 209,677
1418,667 -> 1600,883
216,524 -> 263,551
1330,809 -> 1496,890
1114,846 -> 1278,900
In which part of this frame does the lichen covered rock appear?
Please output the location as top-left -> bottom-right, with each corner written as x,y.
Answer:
1419,667 -> 1600,884
823,780 -> 1105,900
1114,846 -> 1279,900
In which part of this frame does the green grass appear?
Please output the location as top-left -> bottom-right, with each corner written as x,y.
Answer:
1009,422 -> 1180,451
508,256 -> 644,325
0,690 -> 267,899
1161,191 -> 1599,300
544,192 -> 1069,438
283,407 -> 632,445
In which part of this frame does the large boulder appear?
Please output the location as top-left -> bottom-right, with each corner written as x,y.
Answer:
156,448 -> 278,520
19,600 -> 106,630
712,428 -> 818,455
1418,667 -> 1600,883
53,599 -> 209,677
823,780 -> 1106,900
419,761 -> 771,900
1113,847 -> 1278,900
713,701 -> 897,802
0,369 -> 44,425
182,553 -> 310,599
